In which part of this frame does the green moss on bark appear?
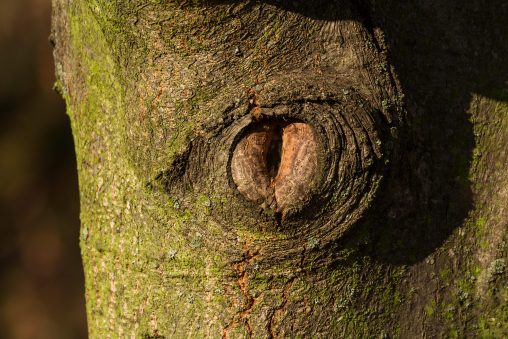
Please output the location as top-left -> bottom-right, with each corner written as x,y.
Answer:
53,0 -> 508,337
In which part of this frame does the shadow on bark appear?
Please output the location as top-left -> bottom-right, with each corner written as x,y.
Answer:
202,0 -> 507,264
348,0 -> 507,265
370,0 -> 506,264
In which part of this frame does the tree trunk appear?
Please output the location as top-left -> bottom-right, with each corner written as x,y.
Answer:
52,0 -> 508,337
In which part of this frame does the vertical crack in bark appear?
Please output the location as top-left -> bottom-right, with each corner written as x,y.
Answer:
267,277 -> 296,339
273,211 -> 283,228
222,242 -> 259,338
300,245 -> 307,270
267,246 -> 305,338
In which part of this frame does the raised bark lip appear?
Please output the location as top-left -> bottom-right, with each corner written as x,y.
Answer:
153,74 -> 393,246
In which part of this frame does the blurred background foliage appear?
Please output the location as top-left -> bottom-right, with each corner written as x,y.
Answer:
0,0 -> 87,338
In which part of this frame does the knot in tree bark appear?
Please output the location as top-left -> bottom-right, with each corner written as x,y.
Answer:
231,120 -> 319,218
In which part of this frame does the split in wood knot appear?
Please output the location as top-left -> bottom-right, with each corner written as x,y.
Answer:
231,119 -> 319,219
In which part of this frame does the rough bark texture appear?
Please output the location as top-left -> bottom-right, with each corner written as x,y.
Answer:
52,0 -> 507,337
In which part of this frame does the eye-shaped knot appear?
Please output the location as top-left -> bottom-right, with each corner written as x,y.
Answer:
231,120 -> 319,217
156,82 -> 393,238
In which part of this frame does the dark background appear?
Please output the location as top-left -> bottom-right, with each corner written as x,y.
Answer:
0,0 -> 87,338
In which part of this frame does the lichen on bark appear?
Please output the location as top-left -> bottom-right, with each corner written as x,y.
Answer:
53,0 -> 508,337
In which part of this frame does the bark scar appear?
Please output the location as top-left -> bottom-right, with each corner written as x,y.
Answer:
267,245 -> 305,337
267,277 -> 295,338
222,242 -> 259,338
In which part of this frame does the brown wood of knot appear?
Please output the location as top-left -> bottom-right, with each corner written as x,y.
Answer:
231,121 -> 318,217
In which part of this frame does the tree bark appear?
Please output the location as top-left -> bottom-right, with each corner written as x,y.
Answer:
52,0 -> 508,337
